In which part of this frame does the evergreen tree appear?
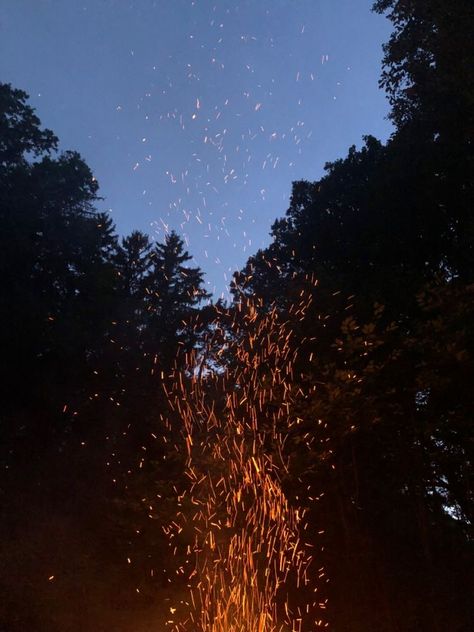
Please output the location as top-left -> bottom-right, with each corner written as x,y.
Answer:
144,230 -> 210,367
114,230 -> 153,355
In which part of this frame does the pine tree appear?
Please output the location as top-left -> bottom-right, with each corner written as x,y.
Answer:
144,231 -> 210,367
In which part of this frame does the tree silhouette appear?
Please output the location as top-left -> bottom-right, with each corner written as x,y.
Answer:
143,230 -> 210,367
227,2 -> 474,629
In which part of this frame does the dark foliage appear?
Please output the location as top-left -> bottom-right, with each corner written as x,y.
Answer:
229,1 -> 474,629
0,82 -> 210,630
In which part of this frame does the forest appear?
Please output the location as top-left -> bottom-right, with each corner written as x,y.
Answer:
1,1 -> 473,630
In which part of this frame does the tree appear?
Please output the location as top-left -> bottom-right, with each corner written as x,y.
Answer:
143,230 -> 210,367
373,0 -> 474,279
0,83 -> 117,415
113,230 -> 153,357
0,83 -> 214,632
0,83 -> 57,169
226,3 -> 474,629
373,0 -> 474,137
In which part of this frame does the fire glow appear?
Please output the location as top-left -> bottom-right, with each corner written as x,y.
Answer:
162,280 -> 328,630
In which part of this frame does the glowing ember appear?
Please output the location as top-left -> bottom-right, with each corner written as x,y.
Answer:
162,280 -> 327,630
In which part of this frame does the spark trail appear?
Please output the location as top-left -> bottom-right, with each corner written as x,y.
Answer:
163,281 -> 327,630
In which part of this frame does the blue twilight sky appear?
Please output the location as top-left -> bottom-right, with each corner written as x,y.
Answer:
0,0 -> 393,298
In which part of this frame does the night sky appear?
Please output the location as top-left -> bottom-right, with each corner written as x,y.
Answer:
1,0 -> 392,298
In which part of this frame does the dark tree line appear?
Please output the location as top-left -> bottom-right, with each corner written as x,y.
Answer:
0,82 -> 210,629
230,1 -> 474,630
1,1 -> 473,630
